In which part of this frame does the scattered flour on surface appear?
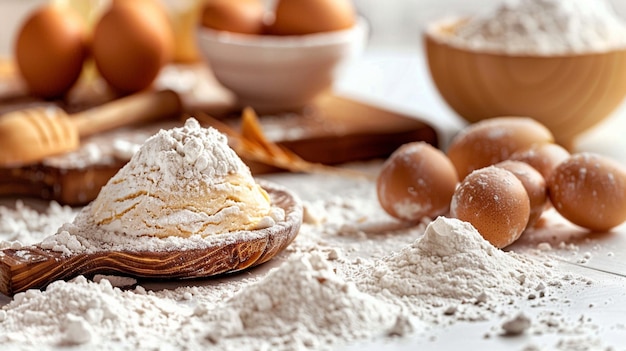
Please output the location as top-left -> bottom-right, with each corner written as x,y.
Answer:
195,253 -> 403,351
501,312 -> 532,335
0,165 -> 621,351
0,253 -> 404,351
0,276 -> 191,348
0,200 -> 77,249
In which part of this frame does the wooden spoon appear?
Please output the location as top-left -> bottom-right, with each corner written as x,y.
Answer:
0,181 -> 302,296
0,89 -> 182,167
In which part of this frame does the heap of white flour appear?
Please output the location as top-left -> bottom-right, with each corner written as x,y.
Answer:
362,217 -> 552,299
448,0 -> 626,54
89,117 -> 271,239
35,118 -> 286,255
359,217 -> 559,323
195,253 -> 403,350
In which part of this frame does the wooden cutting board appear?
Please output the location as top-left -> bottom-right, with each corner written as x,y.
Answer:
0,63 -> 438,206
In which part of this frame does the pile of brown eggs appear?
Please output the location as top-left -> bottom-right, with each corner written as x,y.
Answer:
15,0 -> 173,98
377,117 -> 626,248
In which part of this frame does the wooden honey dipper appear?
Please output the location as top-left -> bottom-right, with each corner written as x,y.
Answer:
0,89 -> 182,167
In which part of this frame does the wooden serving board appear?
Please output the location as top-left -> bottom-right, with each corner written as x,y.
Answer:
0,63 -> 438,206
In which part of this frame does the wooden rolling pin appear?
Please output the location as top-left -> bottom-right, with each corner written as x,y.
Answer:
0,89 -> 182,167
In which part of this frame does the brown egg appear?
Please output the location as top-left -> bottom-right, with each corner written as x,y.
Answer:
267,0 -> 356,35
201,0 -> 266,34
92,0 -> 174,94
509,143 -> 570,180
377,142 -> 459,221
447,117 -> 554,179
495,160 -> 547,228
15,4 -> 88,98
451,166 -> 530,248
548,153 -> 626,232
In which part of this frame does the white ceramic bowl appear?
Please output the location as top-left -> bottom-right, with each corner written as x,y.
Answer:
197,18 -> 368,113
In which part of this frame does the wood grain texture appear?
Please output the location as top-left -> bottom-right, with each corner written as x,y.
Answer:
0,181 -> 302,296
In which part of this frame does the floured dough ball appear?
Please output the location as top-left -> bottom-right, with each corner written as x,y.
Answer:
509,143 -> 570,180
451,166 -> 530,248
377,142 -> 459,221
90,118 -> 271,238
447,117 -> 554,179
495,160 -> 547,228
548,152 -> 626,232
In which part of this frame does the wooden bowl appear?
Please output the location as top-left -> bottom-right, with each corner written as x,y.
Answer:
424,17 -> 626,147
0,180 -> 302,296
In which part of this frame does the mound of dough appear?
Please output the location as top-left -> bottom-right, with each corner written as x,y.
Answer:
90,118 -> 271,238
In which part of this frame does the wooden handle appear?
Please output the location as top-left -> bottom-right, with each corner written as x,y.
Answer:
71,90 -> 183,138
0,240 -> 266,296
0,247 -> 90,295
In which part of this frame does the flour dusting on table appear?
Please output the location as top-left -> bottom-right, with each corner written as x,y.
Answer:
0,200 -> 77,249
0,166 -> 619,350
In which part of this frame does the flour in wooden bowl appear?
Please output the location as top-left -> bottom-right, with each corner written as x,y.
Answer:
451,0 -> 626,55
